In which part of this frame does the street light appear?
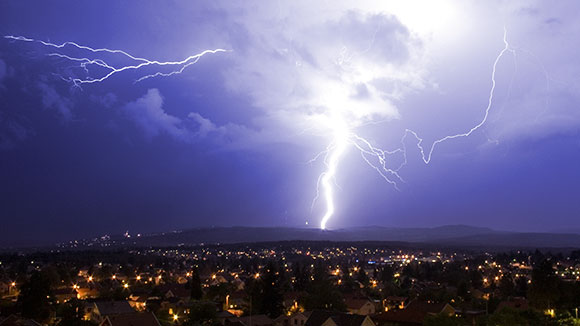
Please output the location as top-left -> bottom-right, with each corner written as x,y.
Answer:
9,282 -> 16,295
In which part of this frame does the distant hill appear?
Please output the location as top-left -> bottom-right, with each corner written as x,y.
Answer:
88,225 -> 580,250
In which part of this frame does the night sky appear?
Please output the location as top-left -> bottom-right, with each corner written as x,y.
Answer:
1,1 -> 579,245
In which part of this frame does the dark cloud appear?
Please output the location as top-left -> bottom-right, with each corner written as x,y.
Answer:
0,112 -> 33,150
37,81 -> 73,121
123,88 -> 190,141
0,0 -> 579,244
90,92 -> 118,109
0,58 -> 6,83
188,112 -> 224,137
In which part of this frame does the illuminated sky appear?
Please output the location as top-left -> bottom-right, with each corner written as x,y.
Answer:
1,1 -> 579,244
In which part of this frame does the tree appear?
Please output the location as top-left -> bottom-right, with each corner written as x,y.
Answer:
293,262 -> 310,291
514,276 -> 528,297
457,280 -> 469,300
185,301 -> 217,326
486,307 -> 547,326
18,271 -> 54,323
247,262 -> 283,318
423,314 -> 463,326
190,268 -> 203,300
339,264 -> 357,293
303,263 -> 346,312
58,298 -> 93,326
469,269 -> 483,289
41,265 -> 61,287
380,265 -> 394,284
260,262 -> 283,318
356,267 -> 369,287
205,283 -> 232,304
277,262 -> 291,293
529,259 -> 560,309
498,274 -> 515,298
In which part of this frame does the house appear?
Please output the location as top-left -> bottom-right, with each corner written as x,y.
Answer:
161,296 -> 190,319
233,278 -> 246,291
0,315 -> 42,326
225,321 -> 247,326
454,309 -> 486,325
496,297 -> 529,312
210,275 -> 228,286
53,287 -> 77,303
228,290 -> 249,310
470,288 -> 490,300
305,310 -> 375,326
275,311 -> 311,326
217,310 -> 236,325
158,284 -> 191,317
160,284 -> 191,301
274,315 -> 290,326
128,295 -> 148,311
76,285 -> 100,299
290,312 -> 311,326
99,312 -> 161,326
372,309 -> 424,326
282,292 -> 304,311
407,300 -> 454,315
88,301 -> 136,323
345,298 -> 376,315
78,268 -> 90,277
0,281 -> 11,296
176,276 -> 189,285
227,314 -> 274,326
382,297 -> 407,311
372,300 -> 455,326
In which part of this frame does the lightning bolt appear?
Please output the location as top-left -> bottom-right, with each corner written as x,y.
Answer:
314,27 -> 514,230
318,132 -> 349,230
312,117 -> 407,230
403,28 -> 514,164
4,30 -> 514,231
4,35 -> 228,86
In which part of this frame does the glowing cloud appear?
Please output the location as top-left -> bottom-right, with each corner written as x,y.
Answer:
5,1 -> 574,231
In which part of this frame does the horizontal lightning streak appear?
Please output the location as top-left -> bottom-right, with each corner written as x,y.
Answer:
4,35 -> 229,86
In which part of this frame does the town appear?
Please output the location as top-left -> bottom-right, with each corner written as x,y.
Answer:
1,242 -> 580,326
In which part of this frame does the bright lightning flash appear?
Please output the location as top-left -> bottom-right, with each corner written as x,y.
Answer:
4,35 -> 228,86
314,28 -> 514,230
318,120 -> 349,230
314,116 -> 406,230
4,29 -> 514,232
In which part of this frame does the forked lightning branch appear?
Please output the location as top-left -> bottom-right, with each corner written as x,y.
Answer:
5,28 -> 515,230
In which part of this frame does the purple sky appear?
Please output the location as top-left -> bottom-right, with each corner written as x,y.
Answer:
0,1 -> 579,245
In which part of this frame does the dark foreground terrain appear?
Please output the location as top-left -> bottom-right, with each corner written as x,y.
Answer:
1,240 -> 580,325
